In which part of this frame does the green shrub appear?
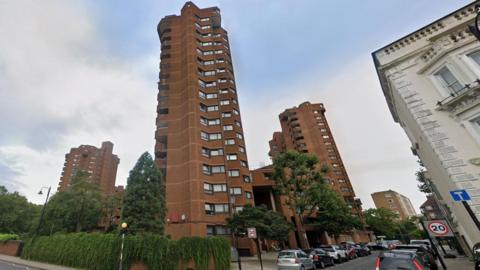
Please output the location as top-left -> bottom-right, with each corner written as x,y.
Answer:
0,233 -> 19,242
21,233 -> 230,270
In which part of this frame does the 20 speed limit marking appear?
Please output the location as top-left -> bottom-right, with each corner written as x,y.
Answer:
427,221 -> 449,236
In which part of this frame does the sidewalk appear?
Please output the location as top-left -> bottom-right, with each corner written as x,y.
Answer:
443,255 -> 474,269
0,254 -> 76,270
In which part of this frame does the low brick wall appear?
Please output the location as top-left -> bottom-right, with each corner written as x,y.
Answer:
0,240 -> 23,256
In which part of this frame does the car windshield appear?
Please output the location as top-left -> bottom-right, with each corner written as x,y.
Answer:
278,251 -> 295,258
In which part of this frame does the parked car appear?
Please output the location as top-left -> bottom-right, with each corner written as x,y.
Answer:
306,249 -> 335,269
277,249 -> 315,270
339,244 -> 357,260
394,245 -> 437,270
376,250 -> 431,270
352,244 -> 369,257
410,240 -> 431,248
318,245 -> 347,263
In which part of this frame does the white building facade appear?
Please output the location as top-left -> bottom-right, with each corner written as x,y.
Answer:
373,2 -> 480,249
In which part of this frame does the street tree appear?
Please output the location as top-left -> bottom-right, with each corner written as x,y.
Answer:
307,183 -> 361,240
0,186 -> 41,234
122,152 -> 166,234
415,160 -> 432,194
41,170 -> 103,234
227,204 -> 292,242
363,208 -> 399,239
272,151 -> 326,248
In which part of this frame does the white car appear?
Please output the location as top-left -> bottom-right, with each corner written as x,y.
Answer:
318,245 -> 347,263
277,250 -> 315,270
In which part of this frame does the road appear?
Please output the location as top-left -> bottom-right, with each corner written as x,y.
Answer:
0,260 -> 38,270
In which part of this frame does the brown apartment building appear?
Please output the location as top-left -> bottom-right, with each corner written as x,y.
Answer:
252,102 -> 370,248
155,2 -> 253,242
371,190 -> 417,221
58,141 -> 119,196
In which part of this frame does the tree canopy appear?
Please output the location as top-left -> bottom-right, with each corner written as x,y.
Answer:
122,152 -> 166,234
0,186 -> 41,234
226,204 -> 292,242
41,170 -> 103,234
363,208 -> 400,239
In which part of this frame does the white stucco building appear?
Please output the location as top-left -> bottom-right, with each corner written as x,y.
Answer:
373,2 -> 480,249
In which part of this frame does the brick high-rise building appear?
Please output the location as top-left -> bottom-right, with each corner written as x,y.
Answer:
371,190 -> 417,221
269,101 -> 362,215
58,141 -> 119,196
155,2 -> 253,241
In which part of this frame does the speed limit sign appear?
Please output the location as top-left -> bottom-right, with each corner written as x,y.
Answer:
423,220 -> 454,237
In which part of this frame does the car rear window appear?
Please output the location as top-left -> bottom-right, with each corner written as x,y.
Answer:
278,251 -> 295,258
380,257 -> 415,270
319,246 -> 334,251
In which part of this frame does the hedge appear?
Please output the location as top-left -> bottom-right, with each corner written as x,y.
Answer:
0,234 -> 19,242
21,233 -> 230,270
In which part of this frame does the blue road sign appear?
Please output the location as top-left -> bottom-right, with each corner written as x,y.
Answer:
449,189 -> 471,201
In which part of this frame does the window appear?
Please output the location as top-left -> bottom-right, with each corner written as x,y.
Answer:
233,109 -> 239,115
469,51 -> 480,66
215,50 -> 223,54
202,70 -> 216,76
200,117 -> 207,126
202,60 -> 214,65
217,68 -> 226,73
209,133 -> 222,140
199,91 -> 206,99
206,93 -> 217,99
226,154 -> 237,160
221,112 -> 232,118
225,139 -> 235,145
234,206 -> 244,213
198,80 -> 206,88
201,25 -> 211,30
234,121 -> 241,127
213,184 -> 227,192
200,17 -> 210,22
220,100 -> 230,105
207,105 -> 219,112
201,148 -> 210,157
435,66 -> 463,93
332,163 -> 339,167
205,81 -> 216,87
243,175 -> 251,183
201,131 -> 209,140
205,203 -> 214,215
204,183 -> 213,194
219,89 -> 228,94
239,146 -> 245,153
230,187 -> 242,195
216,58 -> 225,63
341,188 -> 350,193
322,135 -> 330,139
215,204 -> 229,213
223,125 -> 233,131
199,41 -> 213,47
210,149 -> 224,156
211,165 -> 225,173
208,119 -> 220,126
245,191 -> 252,199
232,99 -> 237,104
329,155 -> 337,160
214,226 -> 230,235
240,160 -> 248,167
228,170 -> 240,177
202,164 -> 212,175
236,133 -> 243,140
218,78 -> 227,83
338,179 -> 346,183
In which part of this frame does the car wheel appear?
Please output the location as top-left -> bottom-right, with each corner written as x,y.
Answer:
330,258 -> 335,265
300,265 -> 305,270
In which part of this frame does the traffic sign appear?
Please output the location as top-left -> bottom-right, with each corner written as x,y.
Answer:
450,189 -> 471,201
247,227 -> 257,239
423,220 -> 454,237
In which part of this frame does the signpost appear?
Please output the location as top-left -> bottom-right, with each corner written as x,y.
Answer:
422,220 -> 450,270
248,228 -> 263,270
449,189 -> 480,231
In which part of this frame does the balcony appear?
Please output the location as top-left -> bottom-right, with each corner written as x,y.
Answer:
436,79 -> 480,115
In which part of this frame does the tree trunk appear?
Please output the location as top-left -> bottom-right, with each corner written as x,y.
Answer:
295,214 -> 310,249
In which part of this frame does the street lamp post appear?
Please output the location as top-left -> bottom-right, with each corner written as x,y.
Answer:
119,222 -> 128,270
35,186 -> 51,237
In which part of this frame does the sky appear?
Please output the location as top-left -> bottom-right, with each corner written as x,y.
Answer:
0,0 -> 472,211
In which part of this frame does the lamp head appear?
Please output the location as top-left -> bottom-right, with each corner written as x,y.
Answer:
38,190 -> 43,195
121,222 -> 128,229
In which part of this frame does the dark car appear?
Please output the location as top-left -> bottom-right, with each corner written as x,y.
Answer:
353,245 -> 369,257
376,250 -> 431,270
394,245 -> 437,270
304,248 -> 335,269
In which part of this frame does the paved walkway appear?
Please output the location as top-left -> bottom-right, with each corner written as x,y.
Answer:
443,255 -> 474,269
0,255 -> 75,270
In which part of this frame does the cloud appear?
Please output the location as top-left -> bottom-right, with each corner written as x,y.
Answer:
0,0 -> 157,203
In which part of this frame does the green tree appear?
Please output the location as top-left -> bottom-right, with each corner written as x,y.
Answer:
122,152 -> 165,234
41,170 -> 103,234
0,186 -> 41,234
227,204 -> 292,242
102,195 -> 122,232
415,160 -> 432,194
396,216 -> 426,242
363,208 -> 399,239
307,183 -> 361,239
272,151 -> 326,248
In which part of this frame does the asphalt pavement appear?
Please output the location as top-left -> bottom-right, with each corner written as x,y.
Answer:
0,260 -> 39,270
329,254 -> 377,270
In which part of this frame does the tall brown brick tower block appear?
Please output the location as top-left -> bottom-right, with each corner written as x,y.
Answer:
58,141 -> 119,196
155,2 -> 253,240
270,102 -> 363,217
